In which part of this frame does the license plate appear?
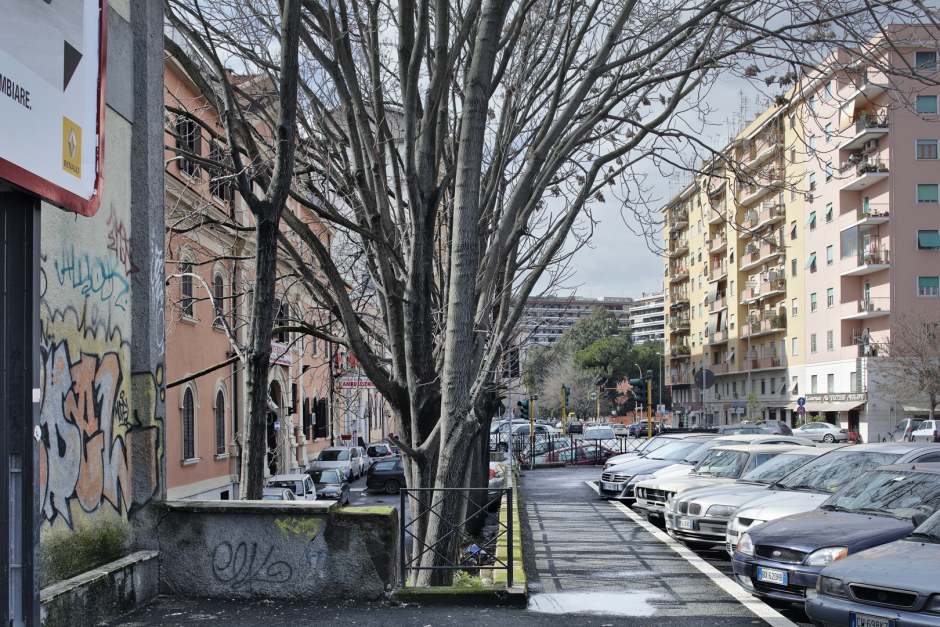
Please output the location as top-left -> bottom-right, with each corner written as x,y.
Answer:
850,612 -> 896,627
602,482 -> 619,491
757,567 -> 788,585
678,518 -> 694,530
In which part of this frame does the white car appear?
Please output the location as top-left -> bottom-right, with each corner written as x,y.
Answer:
267,473 -> 317,500
261,488 -> 296,501
603,433 -> 706,469
312,447 -> 361,480
911,419 -> 940,443
583,426 -> 615,440
791,421 -> 850,442
611,424 -> 630,437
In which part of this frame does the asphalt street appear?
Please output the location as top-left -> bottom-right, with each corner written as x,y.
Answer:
105,465 -> 812,627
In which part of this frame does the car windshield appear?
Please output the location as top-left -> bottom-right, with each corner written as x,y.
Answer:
310,470 -> 341,484
776,451 -> 902,493
261,494 -> 282,500
686,439 -> 737,463
373,461 -> 397,471
368,446 -> 388,456
694,450 -> 750,477
912,510 -> 940,541
584,428 -> 615,440
637,437 -> 675,456
822,469 -> 940,519
319,450 -> 349,461
268,481 -> 298,492
739,452 -> 816,484
650,440 -> 709,460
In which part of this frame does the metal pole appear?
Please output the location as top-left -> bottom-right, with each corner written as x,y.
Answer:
508,383 -> 513,472
529,396 -> 534,464
400,488 -> 406,586
507,487 -> 514,587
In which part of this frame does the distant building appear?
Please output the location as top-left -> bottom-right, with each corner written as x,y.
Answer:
629,291 -> 666,344
520,295 -> 632,349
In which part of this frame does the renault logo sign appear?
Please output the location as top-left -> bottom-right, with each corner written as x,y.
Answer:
772,550 -> 782,557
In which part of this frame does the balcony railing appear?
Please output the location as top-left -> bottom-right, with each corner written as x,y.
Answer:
758,203 -> 786,227
841,296 -> 891,320
856,113 -> 889,134
671,373 -> 693,385
708,261 -> 728,281
668,239 -> 689,257
709,292 -> 727,311
670,344 -> 691,357
707,204 -> 728,224
669,317 -> 690,331
855,203 -> 890,221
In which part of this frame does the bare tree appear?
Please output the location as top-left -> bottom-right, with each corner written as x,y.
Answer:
869,315 -> 940,422
163,0 -> 938,584
539,359 -> 604,420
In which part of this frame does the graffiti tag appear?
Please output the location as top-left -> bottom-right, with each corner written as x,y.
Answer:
53,245 -> 130,311
106,209 -> 140,277
274,517 -> 323,539
211,542 -> 293,593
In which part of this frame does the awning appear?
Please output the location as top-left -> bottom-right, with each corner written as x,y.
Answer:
806,212 -> 816,227
803,401 -> 865,412
903,404 -> 938,413
918,230 -> 940,249
839,99 -> 855,131
804,253 -> 817,269
707,282 -> 718,305
781,403 -> 801,411
708,312 -> 720,335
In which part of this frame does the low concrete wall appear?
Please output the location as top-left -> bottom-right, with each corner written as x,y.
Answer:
40,550 -> 159,627
158,501 -> 398,601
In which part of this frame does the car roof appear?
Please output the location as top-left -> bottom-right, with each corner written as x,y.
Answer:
709,444 -> 804,453
875,462 -> 940,472
270,474 -> 305,481
660,433 -> 718,440
846,442 -> 940,454
262,487 -> 290,494
321,446 -> 351,451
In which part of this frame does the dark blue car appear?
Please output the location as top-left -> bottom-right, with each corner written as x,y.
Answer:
733,463 -> 940,605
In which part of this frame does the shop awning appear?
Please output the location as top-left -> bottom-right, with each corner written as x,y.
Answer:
903,404 -> 938,413
781,403 -> 801,411
803,401 -> 865,412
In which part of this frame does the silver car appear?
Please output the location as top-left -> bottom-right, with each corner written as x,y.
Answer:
312,447 -> 358,480
792,421 -> 851,442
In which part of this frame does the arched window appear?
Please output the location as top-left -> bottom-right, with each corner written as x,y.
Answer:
275,301 -> 289,343
183,389 -> 195,460
181,263 -> 194,317
213,272 -> 224,326
215,390 -> 226,455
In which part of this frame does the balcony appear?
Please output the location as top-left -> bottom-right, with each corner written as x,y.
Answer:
739,168 -> 783,206
707,232 -> 727,254
841,296 -> 890,320
741,356 -> 785,372
707,261 -> 728,283
757,202 -> 786,229
669,209 -> 689,232
671,373 -> 693,386
670,291 -> 689,307
839,160 -> 889,191
708,328 -> 729,345
739,241 -> 780,272
839,113 -> 889,150
669,317 -> 691,333
740,280 -> 758,304
667,239 -> 689,257
841,247 -> 890,277
742,210 -> 759,230
748,132 -> 783,166
839,68 -> 889,107
668,266 -> 690,283
758,276 -> 786,298
741,312 -> 786,339
710,362 -> 734,375
848,203 -> 890,228
707,205 -> 728,225
709,292 -> 727,312
670,344 -> 691,359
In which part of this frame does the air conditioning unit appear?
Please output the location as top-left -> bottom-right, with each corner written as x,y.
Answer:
862,139 -> 879,152
732,392 -> 739,398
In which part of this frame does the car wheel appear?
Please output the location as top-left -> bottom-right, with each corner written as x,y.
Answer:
904,435 -> 912,442
384,480 -> 400,494
823,434 -> 835,443
497,443 -> 508,452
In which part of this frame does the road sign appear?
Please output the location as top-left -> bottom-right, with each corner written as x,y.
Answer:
657,404 -> 666,414
589,392 -> 598,400
0,0 -> 107,216
797,397 -> 806,407
797,406 -> 806,415
683,403 -> 691,411
694,369 -> 715,390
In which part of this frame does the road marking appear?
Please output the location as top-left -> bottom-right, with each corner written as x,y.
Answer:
584,481 -> 798,627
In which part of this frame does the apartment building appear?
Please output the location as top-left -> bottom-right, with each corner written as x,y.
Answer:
662,32 -> 940,441
629,291 -> 666,344
520,295 -> 633,348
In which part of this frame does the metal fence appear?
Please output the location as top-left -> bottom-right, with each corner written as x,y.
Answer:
399,487 -> 512,587
490,433 -> 645,467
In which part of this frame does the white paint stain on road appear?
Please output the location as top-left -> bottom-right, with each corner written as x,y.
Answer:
529,591 -> 662,616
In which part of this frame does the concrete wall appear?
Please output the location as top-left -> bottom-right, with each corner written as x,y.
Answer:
38,0 -> 166,595
158,501 -> 398,600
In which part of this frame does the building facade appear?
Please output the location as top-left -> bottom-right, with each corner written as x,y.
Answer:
520,295 -> 633,348
628,291 -> 666,344
662,36 -> 940,441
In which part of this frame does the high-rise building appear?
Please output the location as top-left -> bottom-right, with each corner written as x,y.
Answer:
629,291 -> 666,344
662,37 -> 940,441
520,295 -> 632,349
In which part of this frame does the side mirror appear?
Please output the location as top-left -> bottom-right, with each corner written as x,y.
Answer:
912,512 -> 929,528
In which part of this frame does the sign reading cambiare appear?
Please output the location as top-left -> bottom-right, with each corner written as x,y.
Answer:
0,0 -> 107,216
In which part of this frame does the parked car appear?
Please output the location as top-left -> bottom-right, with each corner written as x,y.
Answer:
491,423 -> 561,452
711,425 -> 765,435
755,420 -> 793,436
633,421 -> 659,437
912,419 -> 940,443
488,462 -> 507,505
665,447 -> 829,550
599,436 -> 715,500
611,423 -> 630,437
536,443 -> 617,466
365,443 -> 394,469
633,444 -> 803,525
312,447 -> 358,481
566,420 -> 583,435
267,473 -> 317,500
806,507 -> 940,627
261,487 -> 296,501
793,421 -> 851,442
888,417 -> 927,442
307,469 -> 350,505
603,432 -> 710,469
725,443 -> 940,556
366,457 -> 406,493
733,462 -> 940,606
583,426 -> 616,441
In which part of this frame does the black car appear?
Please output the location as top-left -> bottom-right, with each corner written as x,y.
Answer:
306,469 -> 350,505
367,458 -> 406,493
566,420 -> 583,435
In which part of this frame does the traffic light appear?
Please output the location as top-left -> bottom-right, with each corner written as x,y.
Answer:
561,385 -> 571,405
628,376 -> 647,389
517,400 -> 530,421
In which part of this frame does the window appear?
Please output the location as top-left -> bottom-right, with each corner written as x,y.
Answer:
181,263 -> 194,317
761,380 -> 766,395
275,301 -> 290,343
824,81 -> 833,101
809,135 -> 817,154
827,374 -> 835,393
827,330 -> 834,350
792,298 -> 798,316
176,117 -> 202,178
213,273 -> 224,326
850,372 -> 857,393
791,187 -> 797,201
917,140 -> 939,160
827,287 -> 834,306
809,173 -> 816,191
918,184 -> 939,203
917,95 -> 938,114
918,229 -> 940,250
825,202 -> 833,222
215,391 -> 226,456
808,211 -> 817,229
825,162 -> 833,182
792,376 -> 799,395
209,142 -> 232,201
825,123 -> 833,141
770,378 -> 776,395
826,246 -> 834,266
919,276 -> 940,297
790,221 -> 797,240
183,389 -> 195,460
811,293 -> 818,312
791,259 -> 797,278
811,333 -> 817,353
916,51 -> 938,71
811,375 -> 818,393
790,114 -> 795,129
311,338 -> 319,357
841,227 -> 857,259
808,95 -> 816,114
730,280 -> 734,295
807,252 -> 817,273
792,337 -> 798,356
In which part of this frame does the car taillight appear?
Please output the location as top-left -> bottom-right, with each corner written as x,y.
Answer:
934,430 -> 938,437
839,429 -> 847,433
489,469 -> 495,480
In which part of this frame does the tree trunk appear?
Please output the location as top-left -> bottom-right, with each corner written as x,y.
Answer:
464,431 -> 485,537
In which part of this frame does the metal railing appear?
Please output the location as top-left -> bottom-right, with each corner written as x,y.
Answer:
856,114 -> 889,134
857,247 -> 890,267
855,203 -> 889,220
400,486 -> 512,587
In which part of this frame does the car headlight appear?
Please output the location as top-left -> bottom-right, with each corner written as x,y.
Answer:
925,595 -> 940,614
322,492 -> 339,498
666,494 -> 676,510
737,533 -> 754,556
816,576 -> 847,598
706,504 -> 738,518
805,547 -> 848,567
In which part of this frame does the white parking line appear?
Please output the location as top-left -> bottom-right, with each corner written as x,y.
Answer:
584,480 -> 798,627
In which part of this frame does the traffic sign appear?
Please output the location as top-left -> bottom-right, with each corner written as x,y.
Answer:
683,403 -> 691,411
694,369 -> 715,390
797,406 -> 806,415
589,392 -> 598,400
797,397 -> 806,407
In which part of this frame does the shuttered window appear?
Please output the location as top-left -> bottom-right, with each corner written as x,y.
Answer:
183,389 -> 195,460
216,391 -> 226,455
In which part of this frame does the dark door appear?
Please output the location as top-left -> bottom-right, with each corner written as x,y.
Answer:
0,191 -> 40,626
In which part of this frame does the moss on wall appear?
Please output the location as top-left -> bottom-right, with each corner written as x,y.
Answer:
40,510 -> 131,588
